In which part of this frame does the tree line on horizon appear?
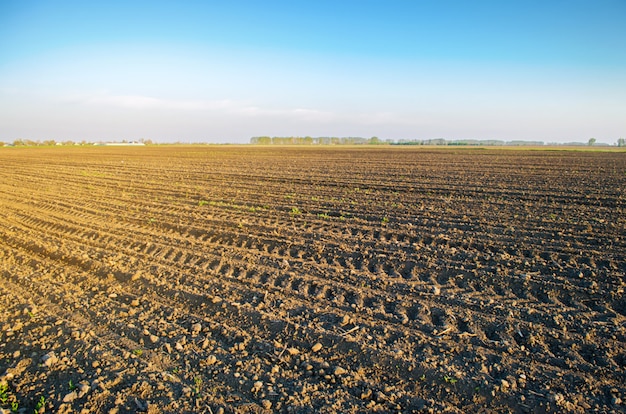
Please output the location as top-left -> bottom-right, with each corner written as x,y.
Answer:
1,137 -> 624,147
0,138 -> 154,147
250,136 -> 626,147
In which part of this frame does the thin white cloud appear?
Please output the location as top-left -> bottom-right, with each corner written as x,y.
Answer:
65,92 -> 339,122
66,93 -> 235,111
51,92 -> 432,139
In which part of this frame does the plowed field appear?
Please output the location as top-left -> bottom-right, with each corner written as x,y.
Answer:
0,146 -> 624,413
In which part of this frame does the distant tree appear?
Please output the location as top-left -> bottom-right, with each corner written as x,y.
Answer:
368,136 -> 381,145
588,137 -> 596,146
13,139 -> 24,146
618,138 -> 625,147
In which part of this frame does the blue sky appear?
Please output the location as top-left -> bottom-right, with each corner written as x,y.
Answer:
1,0 -> 625,143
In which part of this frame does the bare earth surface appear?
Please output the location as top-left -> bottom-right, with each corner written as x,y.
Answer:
0,146 -> 624,413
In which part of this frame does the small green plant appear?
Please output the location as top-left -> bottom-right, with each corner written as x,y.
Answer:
317,213 -> 330,219
419,374 -> 426,381
11,400 -> 18,412
443,375 -> 458,384
0,383 -> 8,404
198,200 -> 208,207
381,216 -> 389,224
132,349 -> 143,357
290,207 -> 302,216
34,396 -> 45,412
193,376 -> 202,394
68,380 -> 76,391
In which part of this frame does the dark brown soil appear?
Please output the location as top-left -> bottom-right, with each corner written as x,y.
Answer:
0,146 -> 624,413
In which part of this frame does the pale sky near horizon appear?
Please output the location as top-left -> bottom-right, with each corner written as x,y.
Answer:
1,1 -> 625,144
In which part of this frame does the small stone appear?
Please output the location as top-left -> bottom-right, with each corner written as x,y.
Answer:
134,398 -> 148,411
130,299 -> 140,307
175,341 -> 184,351
131,271 -> 142,281
431,286 -> 441,295
63,391 -> 78,403
287,347 -> 299,356
311,343 -> 323,353
41,352 -> 58,368
77,383 -> 91,398
206,355 -> 217,366
252,381 -> 264,393
500,379 -> 510,389
149,334 -> 159,343
191,323 -> 202,334
164,343 -> 172,354
12,350 -> 20,358
334,366 -> 347,376
261,400 -> 272,410
548,393 -> 564,405
340,315 -> 351,326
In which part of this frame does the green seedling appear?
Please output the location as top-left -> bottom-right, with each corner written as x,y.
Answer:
34,396 -> 45,413
11,400 -> 18,413
381,216 -> 389,224
69,380 -> 76,391
193,376 -> 202,394
132,349 -> 143,357
290,207 -> 302,216
198,200 -> 208,206
443,375 -> 458,384
0,383 -> 8,404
